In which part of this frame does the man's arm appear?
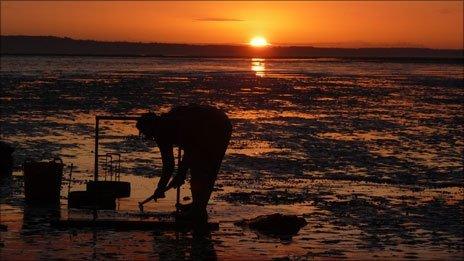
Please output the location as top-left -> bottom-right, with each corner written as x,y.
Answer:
168,151 -> 191,188
154,143 -> 175,196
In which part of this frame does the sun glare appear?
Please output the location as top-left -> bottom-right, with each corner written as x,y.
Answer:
250,36 -> 269,47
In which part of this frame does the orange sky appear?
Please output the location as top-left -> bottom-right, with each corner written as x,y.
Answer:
1,1 -> 463,49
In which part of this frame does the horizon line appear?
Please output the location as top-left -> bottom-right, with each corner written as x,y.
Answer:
3,34 -> 463,51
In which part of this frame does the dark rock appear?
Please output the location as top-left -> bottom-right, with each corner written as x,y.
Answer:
235,213 -> 307,237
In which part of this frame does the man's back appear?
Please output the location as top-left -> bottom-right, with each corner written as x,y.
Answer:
157,105 -> 232,160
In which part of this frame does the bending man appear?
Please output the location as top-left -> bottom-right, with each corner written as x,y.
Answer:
136,105 -> 232,223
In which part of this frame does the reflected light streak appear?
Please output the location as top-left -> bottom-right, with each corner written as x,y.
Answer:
251,58 -> 265,77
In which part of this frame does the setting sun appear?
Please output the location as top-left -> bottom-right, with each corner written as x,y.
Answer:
249,36 -> 269,47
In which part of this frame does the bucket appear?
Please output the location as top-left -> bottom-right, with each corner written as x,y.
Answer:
23,158 -> 64,206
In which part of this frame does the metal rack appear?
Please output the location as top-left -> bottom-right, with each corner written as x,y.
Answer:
54,115 -> 219,230
94,115 -> 139,182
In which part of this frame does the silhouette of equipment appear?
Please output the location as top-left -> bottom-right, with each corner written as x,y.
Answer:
52,115 -> 220,230
68,150 -> 131,210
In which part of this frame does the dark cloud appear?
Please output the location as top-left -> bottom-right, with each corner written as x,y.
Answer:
195,17 -> 244,22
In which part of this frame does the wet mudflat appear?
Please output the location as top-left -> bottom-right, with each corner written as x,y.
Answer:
1,56 -> 463,259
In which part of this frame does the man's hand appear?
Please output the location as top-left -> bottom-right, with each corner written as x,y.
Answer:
168,173 -> 186,189
168,155 -> 188,189
153,188 -> 166,199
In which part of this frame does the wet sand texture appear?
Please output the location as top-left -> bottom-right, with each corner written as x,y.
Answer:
0,57 -> 462,259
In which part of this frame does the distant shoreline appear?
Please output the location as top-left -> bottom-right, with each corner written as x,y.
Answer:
1,36 -> 463,59
1,53 -> 463,64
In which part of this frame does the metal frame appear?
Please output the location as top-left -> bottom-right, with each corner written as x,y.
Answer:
94,116 -> 140,181
93,115 -> 181,210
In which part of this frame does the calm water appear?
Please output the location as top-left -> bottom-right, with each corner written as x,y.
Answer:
1,56 -> 463,259
1,56 -> 463,77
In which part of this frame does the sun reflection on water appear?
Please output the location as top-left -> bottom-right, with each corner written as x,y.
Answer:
251,58 -> 265,77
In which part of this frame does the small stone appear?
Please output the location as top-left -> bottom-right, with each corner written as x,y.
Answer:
235,213 -> 307,237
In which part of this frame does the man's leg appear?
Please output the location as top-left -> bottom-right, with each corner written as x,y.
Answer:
189,138 -> 229,223
189,163 -> 219,224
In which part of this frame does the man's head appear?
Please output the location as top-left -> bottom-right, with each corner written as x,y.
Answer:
136,113 -> 158,139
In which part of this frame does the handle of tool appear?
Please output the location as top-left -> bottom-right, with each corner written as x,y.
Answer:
139,177 -> 178,205
176,148 -> 181,210
139,195 -> 156,206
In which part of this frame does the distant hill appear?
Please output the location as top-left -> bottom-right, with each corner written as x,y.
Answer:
1,35 -> 463,59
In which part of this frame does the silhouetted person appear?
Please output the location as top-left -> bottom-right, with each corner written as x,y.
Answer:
136,105 -> 232,224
